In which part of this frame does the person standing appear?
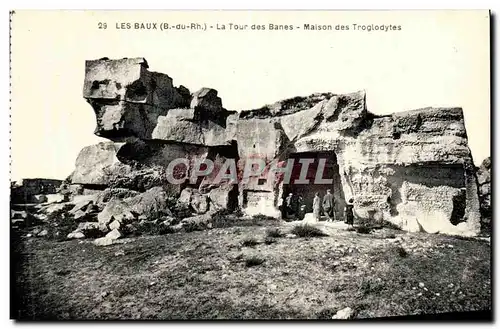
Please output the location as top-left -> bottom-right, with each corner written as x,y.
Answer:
313,192 -> 321,222
322,189 -> 335,222
297,194 -> 305,220
285,193 -> 294,219
345,198 -> 355,227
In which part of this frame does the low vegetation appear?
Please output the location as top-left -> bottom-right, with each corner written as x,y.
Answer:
11,221 -> 491,320
245,255 -> 265,267
291,224 -> 328,238
266,228 -> 284,238
241,237 -> 260,247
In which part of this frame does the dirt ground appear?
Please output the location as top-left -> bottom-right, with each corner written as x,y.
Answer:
11,220 -> 491,320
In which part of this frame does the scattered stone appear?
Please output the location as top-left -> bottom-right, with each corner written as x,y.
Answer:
67,232 -> 85,239
73,209 -> 87,221
97,198 -> 136,226
93,237 -> 114,247
126,186 -> 173,218
332,307 -> 354,320
34,213 -> 48,222
114,250 -> 125,256
178,187 -> 209,214
109,219 -> 121,231
285,234 -> 297,239
419,282 -> 425,288
37,229 -> 48,237
106,229 -> 122,240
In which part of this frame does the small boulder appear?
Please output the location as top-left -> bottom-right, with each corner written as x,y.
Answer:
97,198 -> 136,226
178,187 -> 209,214
37,229 -> 48,237
178,188 -> 193,204
73,209 -> 87,221
93,229 -> 122,246
180,211 -> 216,231
208,184 -> 237,210
109,219 -> 121,231
125,186 -> 173,218
191,194 -> 209,214
106,228 -> 122,240
332,307 -> 354,320
93,237 -> 114,246
67,231 -> 85,239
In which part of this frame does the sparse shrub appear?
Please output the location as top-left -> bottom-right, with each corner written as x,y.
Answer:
394,246 -> 408,258
359,278 -> 385,296
45,204 -> 74,222
384,233 -> 396,239
241,237 -> 260,247
315,308 -> 338,320
245,255 -> 265,267
183,221 -> 202,233
381,220 -> 402,231
170,202 -> 193,220
46,216 -> 79,242
356,225 -> 371,234
291,224 -> 328,238
266,228 -> 284,238
252,214 -> 277,221
211,209 -> 233,228
136,220 -> 175,236
264,236 -> 277,245
448,234 -> 478,242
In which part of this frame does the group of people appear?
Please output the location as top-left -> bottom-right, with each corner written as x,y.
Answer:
283,189 -> 355,226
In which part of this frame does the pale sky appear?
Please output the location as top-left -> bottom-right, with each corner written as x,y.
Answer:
10,10 -> 490,181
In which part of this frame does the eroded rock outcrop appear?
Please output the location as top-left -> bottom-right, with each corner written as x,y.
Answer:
476,157 -> 491,232
71,57 -> 484,236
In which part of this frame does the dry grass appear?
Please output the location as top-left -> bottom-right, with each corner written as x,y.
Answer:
11,222 -> 491,320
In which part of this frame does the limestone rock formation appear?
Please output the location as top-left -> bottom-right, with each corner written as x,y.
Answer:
476,157 -> 491,232
70,142 -> 132,186
72,57 -> 483,237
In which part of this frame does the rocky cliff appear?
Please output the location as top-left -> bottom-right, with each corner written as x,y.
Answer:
68,57 -> 482,236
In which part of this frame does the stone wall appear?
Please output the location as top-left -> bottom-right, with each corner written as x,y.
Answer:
11,178 -> 63,204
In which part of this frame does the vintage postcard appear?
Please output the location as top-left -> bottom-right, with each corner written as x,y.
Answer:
9,10 -> 491,320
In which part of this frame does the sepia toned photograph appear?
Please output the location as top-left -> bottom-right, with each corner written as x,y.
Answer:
9,10 -> 491,320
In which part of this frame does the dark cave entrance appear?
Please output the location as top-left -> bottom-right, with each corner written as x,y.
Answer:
282,151 -> 345,219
